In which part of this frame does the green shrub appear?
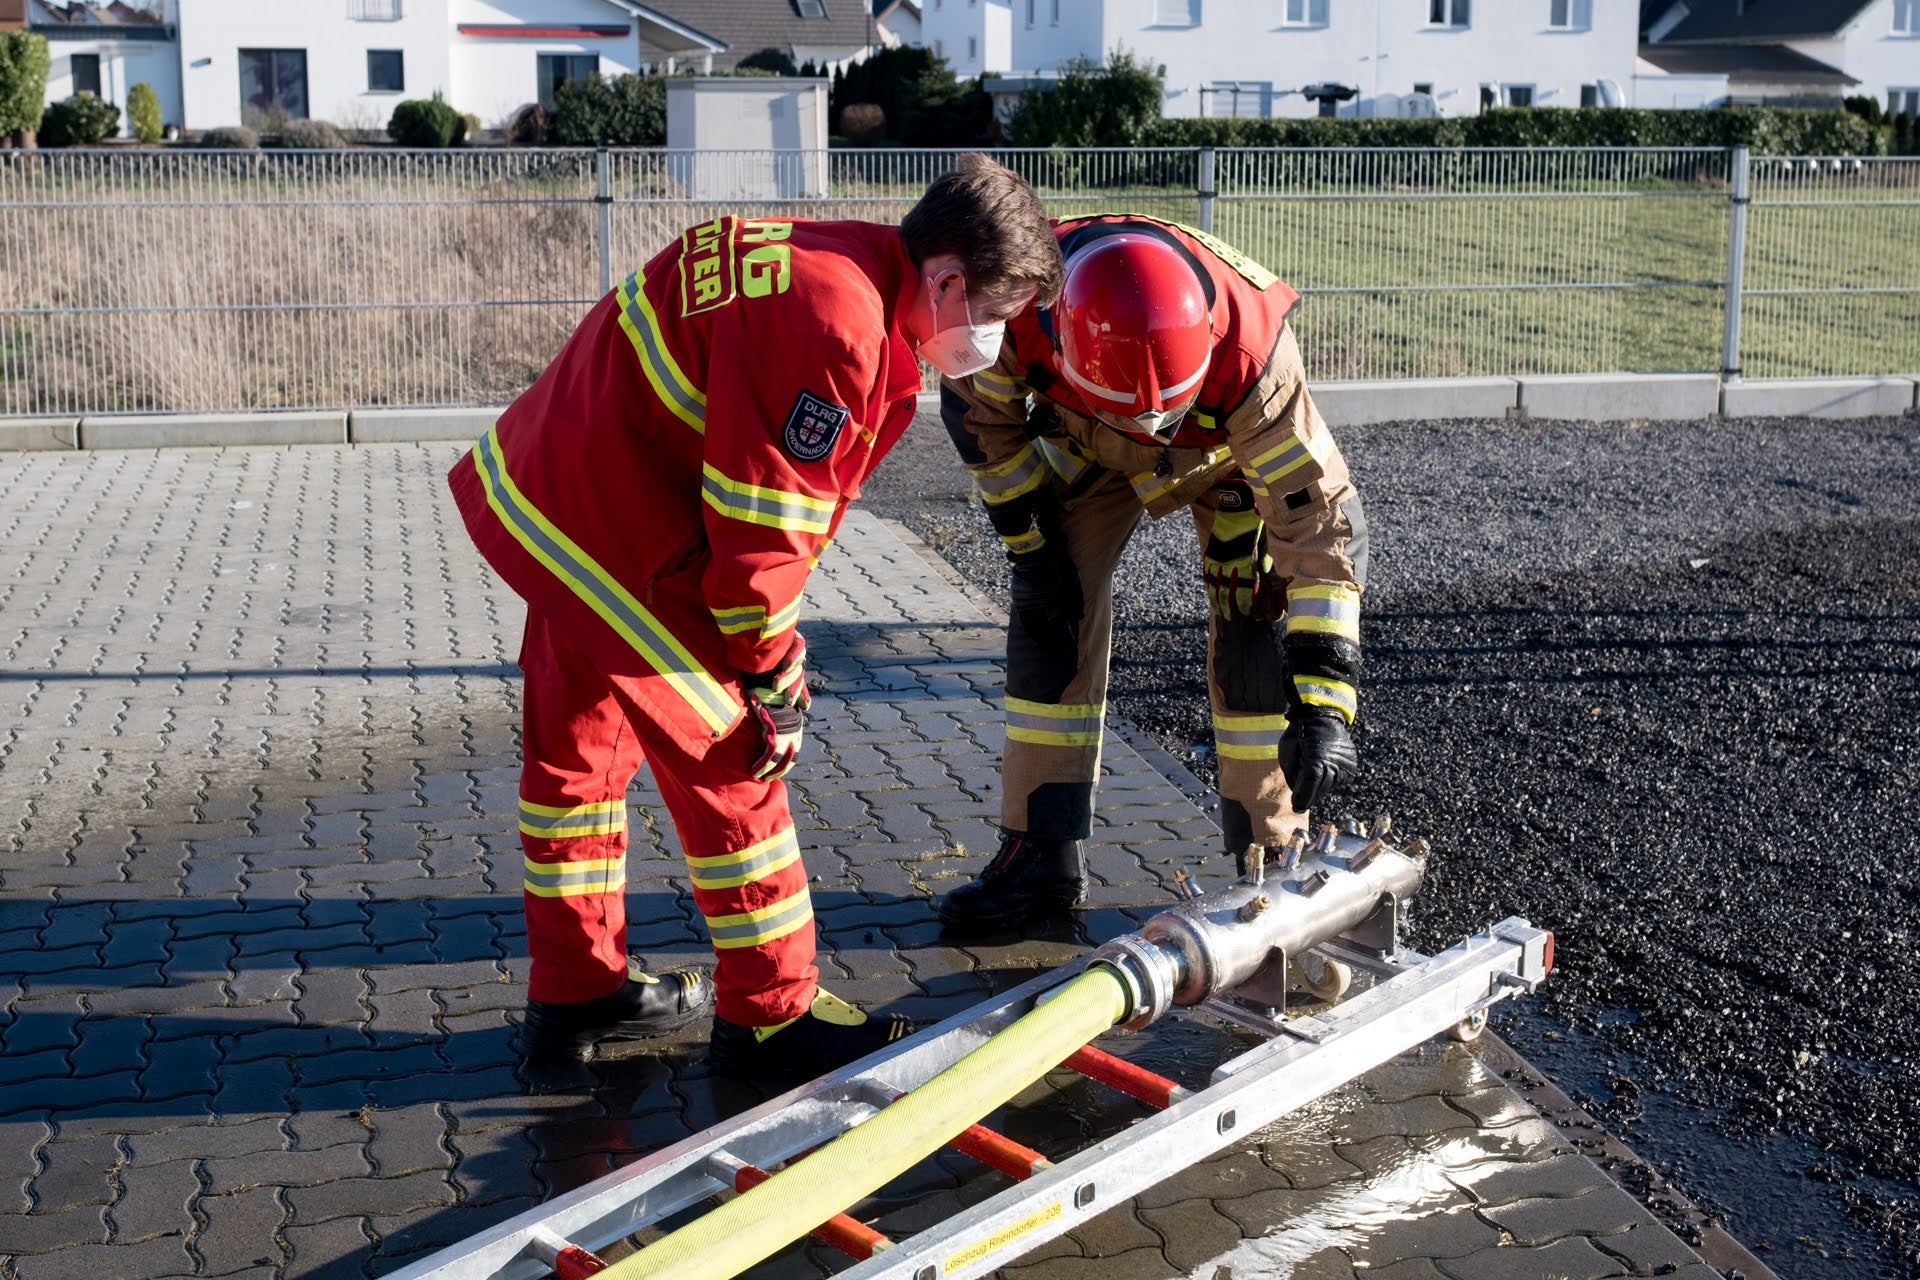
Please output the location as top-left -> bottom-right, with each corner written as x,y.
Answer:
1136,106 -> 1885,155
737,47 -> 798,75
1008,48 -> 1162,147
198,125 -> 259,149
0,30 -> 51,141
38,92 -> 120,146
831,45 -> 991,145
273,118 -> 347,148
1843,94 -> 1883,125
387,92 -> 466,147
505,101 -> 550,144
551,72 -> 665,145
125,80 -> 163,142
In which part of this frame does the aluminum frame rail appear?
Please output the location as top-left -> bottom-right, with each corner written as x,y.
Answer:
386,917 -> 1550,1280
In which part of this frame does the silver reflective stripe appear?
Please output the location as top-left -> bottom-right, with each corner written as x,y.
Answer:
706,892 -> 814,946
1287,594 -> 1359,626
974,446 -> 1045,500
701,469 -> 835,533
1035,436 -> 1092,484
620,272 -> 706,428
524,858 -> 626,895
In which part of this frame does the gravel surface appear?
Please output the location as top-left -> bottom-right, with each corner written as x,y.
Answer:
860,408 -> 1920,1279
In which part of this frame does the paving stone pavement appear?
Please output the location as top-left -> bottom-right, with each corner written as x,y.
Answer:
0,444 -> 1724,1280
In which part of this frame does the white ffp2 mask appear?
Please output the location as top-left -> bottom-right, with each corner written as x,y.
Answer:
917,272 -> 1006,378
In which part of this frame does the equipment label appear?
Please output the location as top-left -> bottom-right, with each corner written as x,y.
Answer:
943,1199 -> 1063,1274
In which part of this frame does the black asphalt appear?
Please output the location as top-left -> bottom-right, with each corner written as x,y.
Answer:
861,409 -> 1920,1280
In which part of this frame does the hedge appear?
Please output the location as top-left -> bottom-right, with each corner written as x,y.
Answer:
1137,106 -> 1885,155
39,91 -> 120,146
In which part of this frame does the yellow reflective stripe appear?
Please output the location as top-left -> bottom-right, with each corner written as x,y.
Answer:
705,888 -> 815,949
1213,711 -> 1289,761
473,427 -> 738,735
1286,584 -> 1362,642
712,604 -> 766,635
972,443 -> 1047,505
1190,408 -> 1219,432
616,269 -> 706,433
1035,436 -> 1092,485
1246,435 -> 1315,495
701,462 -> 837,534
1295,676 -> 1358,722
523,853 -> 627,898
1005,697 -> 1104,747
518,798 -> 627,839
761,593 -> 803,640
1001,527 -> 1045,555
687,827 -> 802,891
972,368 -> 1026,402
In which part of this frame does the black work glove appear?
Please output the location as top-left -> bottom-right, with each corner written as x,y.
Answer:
1278,708 -> 1358,812
741,636 -> 810,781
1279,633 -> 1362,812
993,491 -> 1083,651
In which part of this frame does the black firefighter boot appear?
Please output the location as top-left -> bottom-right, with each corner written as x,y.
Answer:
937,831 -> 1087,933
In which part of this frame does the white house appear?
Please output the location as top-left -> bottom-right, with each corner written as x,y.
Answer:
1640,0 -> 1920,116
18,0 -> 179,137
921,0 -> 1011,76
873,0 -> 923,49
994,0 -> 1641,120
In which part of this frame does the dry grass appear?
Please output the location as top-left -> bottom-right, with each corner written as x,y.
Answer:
1,150 -> 1914,417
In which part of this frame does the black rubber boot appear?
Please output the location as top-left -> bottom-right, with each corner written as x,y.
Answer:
707,988 -> 914,1080
937,831 -> 1087,934
519,959 -> 713,1062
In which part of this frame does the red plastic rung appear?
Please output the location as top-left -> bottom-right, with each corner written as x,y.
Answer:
733,1161 -> 893,1259
552,1244 -> 609,1278
1064,1045 -> 1187,1109
946,1122 -> 1051,1180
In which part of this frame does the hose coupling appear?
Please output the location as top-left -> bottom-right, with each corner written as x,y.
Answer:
1090,935 -> 1184,1030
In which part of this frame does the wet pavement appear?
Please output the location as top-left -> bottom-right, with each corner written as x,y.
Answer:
0,442 -> 1734,1278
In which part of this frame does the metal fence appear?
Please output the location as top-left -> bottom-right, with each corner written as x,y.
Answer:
1,146 -> 1915,417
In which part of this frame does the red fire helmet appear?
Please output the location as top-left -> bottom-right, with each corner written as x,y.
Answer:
1056,233 -> 1213,420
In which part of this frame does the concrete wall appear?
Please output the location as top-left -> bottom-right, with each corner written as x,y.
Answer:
177,0 -> 453,131
1631,64 -> 1728,109
41,35 -> 183,135
1006,0 -> 1638,120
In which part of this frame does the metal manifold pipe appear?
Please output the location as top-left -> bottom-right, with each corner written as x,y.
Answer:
1094,824 -> 1427,1028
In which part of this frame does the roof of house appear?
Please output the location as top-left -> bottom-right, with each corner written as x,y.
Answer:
1638,40 -> 1860,82
1639,0 -> 1879,44
635,0 -> 874,68
28,0 -> 165,25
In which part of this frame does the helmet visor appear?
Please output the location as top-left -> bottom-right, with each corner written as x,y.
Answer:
1093,397 -> 1197,442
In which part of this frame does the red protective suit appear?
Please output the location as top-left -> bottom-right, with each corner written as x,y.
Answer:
450,217 -> 924,1022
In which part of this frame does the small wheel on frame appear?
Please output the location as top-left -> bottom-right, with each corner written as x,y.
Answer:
1296,952 -> 1352,1003
1449,1008 -> 1489,1043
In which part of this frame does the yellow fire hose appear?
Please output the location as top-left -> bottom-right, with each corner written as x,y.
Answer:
601,967 -> 1131,1280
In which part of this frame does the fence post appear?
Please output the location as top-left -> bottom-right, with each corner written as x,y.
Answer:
596,146 -> 614,297
1720,144 -> 1750,383
1197,147 -> 1216,233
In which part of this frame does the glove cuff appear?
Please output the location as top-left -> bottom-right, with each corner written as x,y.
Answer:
1284,634 -> 1360,724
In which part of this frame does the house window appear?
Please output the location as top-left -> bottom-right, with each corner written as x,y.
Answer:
347,0 -> 404,19
1153,0 -> 1201,26
367,49 -> 404,93
1891,88 -> 1920,117
1025,0 -> 1034,24
795,0 -> 828,16
968,35 -> 977,58
1580,82 -> 1598,107
1050,0 -> 1060,23
1549,0 -> 1590,29
1282,0 -> 1328,24
1413,81 -> 1433,95
1206,81 -> 1271,117
935,37 -> 945,54
1504,84 -> 1534,107
238,49 -> 309,125
537,53 -> 598,108
1894,0 -> 1918,35
70,53 -> 101,97
1428,0 -> 1469,27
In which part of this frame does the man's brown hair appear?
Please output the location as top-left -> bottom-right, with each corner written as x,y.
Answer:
900,154 -> 1064,306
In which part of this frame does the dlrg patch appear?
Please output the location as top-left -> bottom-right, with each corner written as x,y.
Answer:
782,391 -> 850,462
